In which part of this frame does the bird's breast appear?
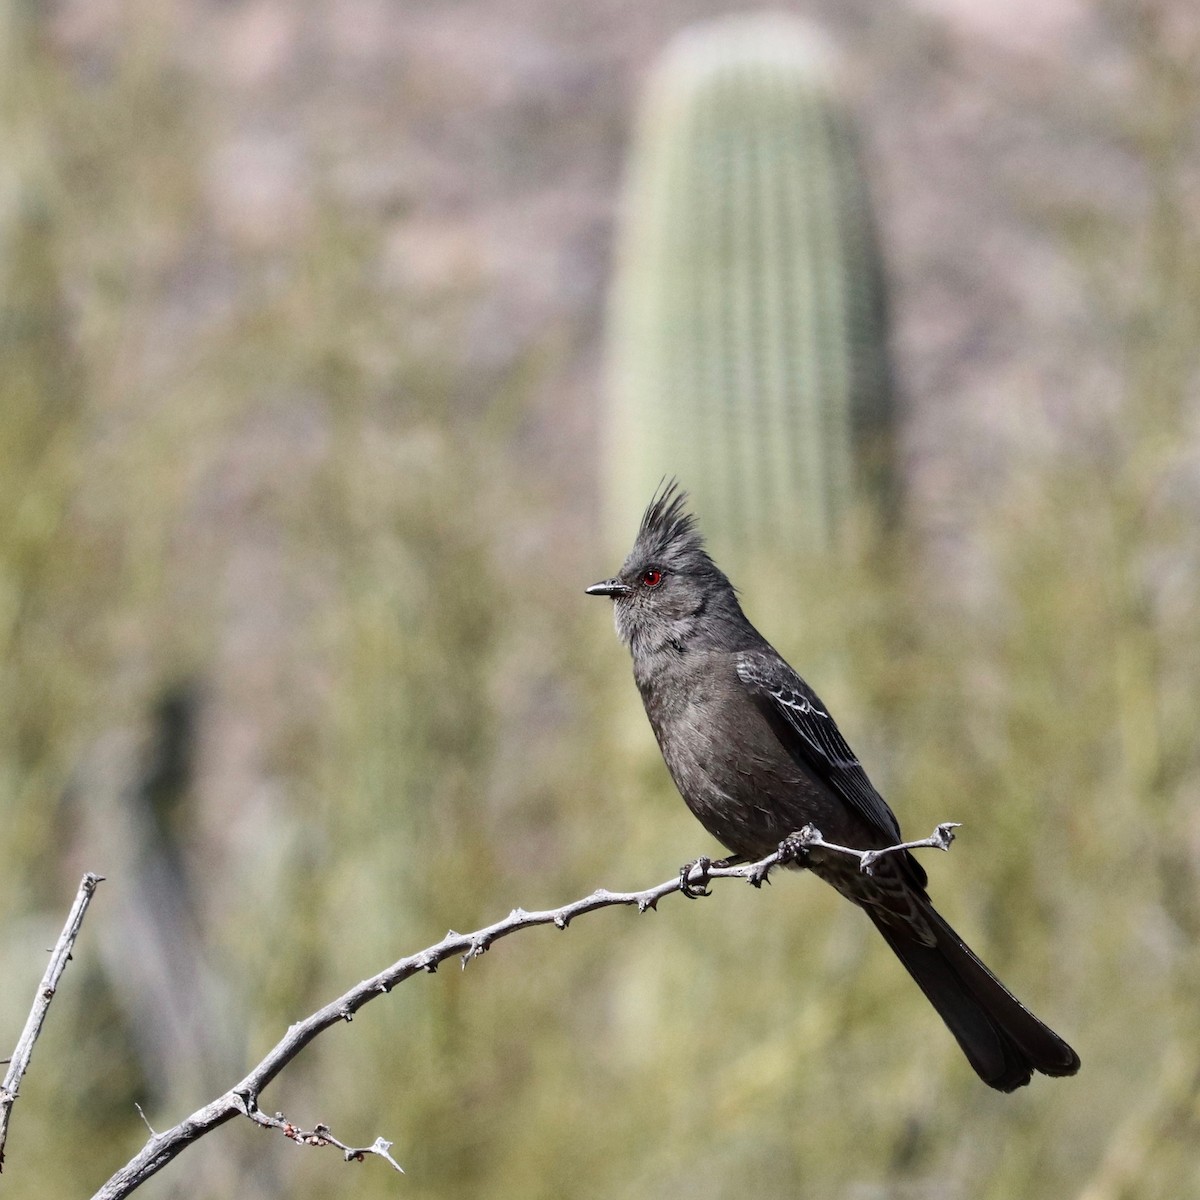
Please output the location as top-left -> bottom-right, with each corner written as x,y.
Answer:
635,659 -> 819,858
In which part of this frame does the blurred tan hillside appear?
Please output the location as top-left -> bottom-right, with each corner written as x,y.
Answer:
2,1 -> 1198,1198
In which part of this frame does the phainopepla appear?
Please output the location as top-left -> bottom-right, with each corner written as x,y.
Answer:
587,482 -> 1080,1091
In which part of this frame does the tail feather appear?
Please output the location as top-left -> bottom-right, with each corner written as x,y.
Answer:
867,900 -> 1080,1092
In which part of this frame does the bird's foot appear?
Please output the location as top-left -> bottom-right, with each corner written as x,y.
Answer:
678,856 -> 713,899
776,827 -> 817,868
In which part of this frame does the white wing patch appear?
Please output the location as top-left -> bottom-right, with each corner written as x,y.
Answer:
736,651 -> 903,844
737,656 -> 859,767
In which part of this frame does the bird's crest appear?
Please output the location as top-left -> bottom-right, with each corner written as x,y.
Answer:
631,479 -> 707,567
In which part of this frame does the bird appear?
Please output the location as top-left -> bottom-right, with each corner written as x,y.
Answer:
586,481 -> 1080,1091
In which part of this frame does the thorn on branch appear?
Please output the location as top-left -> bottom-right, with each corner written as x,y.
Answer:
745,860 -> 773,889
931,822 -> 961,850
363,1136 -> 404,1173
134,1103 -> 157,1137
461,935 -> 492,967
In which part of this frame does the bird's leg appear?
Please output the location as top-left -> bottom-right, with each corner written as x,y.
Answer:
678,856 -> 713,899
710,854 -> 745,870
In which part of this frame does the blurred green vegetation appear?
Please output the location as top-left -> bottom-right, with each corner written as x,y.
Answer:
1,3 -> 1199,1200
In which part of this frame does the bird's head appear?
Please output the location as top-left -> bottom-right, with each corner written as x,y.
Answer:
587,481 -> 742,654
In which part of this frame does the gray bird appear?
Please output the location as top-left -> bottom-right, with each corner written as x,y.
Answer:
587,482 -> 1079,1091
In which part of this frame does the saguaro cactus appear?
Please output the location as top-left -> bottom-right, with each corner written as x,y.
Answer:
605,14 -> 894,563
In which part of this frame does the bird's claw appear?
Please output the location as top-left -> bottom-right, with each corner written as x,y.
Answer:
678,856 -> 713,898
776,828 -> 816,867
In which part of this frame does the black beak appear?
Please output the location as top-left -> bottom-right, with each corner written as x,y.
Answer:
585,578 -> 631,598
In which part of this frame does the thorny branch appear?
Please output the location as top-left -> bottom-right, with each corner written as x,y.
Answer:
236,1094 -> 404,1173
1,872 -> 104,1173
794,821 -> 961,874
90,822 -> 958,1199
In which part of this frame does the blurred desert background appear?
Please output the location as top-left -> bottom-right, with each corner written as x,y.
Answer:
3,0 -> 1199,1196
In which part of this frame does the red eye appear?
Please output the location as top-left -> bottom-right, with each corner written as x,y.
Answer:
641,568 -> 663,588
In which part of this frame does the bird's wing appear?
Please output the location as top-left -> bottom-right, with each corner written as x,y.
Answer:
736,650 -> 904,846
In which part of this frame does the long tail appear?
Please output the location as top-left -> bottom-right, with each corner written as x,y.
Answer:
866,899 -> 1080,1091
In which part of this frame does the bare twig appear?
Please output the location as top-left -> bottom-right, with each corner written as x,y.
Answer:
237,1094 -> 403,1172
1,872 -> 104,1173
91,823 -> 957,1198
792,821 -> 962,875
